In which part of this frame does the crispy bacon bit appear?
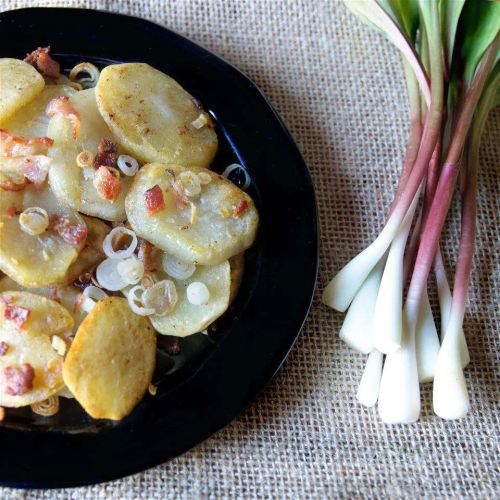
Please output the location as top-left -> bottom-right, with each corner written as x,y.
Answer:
49,214 -> 88,245
25,46 -> 60,79
93,139 -> 118,169
166,169 -> 190,209
0,342 -> 9,356
178,126 -> 188,136
144,184 -> 165,216
4,304 -> 30,330
4,363 -> 35,396
233,199 -> 249,218
0,177 -> 26,192
46,97 -> 80,139
138,239 -> 156,271
93,166 -> 122,202
20,155 -> 51,189
4,204 -> 17,218
0,129 -> 53,157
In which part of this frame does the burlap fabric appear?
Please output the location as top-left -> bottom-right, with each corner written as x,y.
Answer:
1,0 -> 498,498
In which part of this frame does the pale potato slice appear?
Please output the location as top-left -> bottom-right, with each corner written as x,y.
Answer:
148,260 -> 230,337
126,164 -> 258,265
47,88 -> 132,221
95,63 -> 217,167
0,291 -> 72,407
63,297 -> 156,420
61,216 -> 109,285
0,291 -> 73,335
0,184 -> 24,213
0,184 -> 87,287
3,84 -> 76,137
0,276 -> 86,330
229,253 -> 245,304
0,59 -> 45,125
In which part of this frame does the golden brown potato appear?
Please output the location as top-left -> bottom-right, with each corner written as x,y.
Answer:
125,164 -> 258,265
63,297 -> 156,420
47,88 -> 132,221
95,63 -> 217,167
61,216 -> 109,285
147,260 -> 231,337
0,184 -> 87,288
2,84 -> 76,137
0,291 -> 72,407
0,59 -> 45,125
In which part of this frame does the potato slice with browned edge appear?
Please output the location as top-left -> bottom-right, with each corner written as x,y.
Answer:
0,184 -> 87,287
148,260 -> 231,337
3,84 -> 76,137
95,63 -> 218,167
0,59 -> 45,125
126,164 -> 258,265
0,291 -> 72,407
47,88 -> 132,221
0,276 -> 86,331
61,216 -> 110,285
63,297 -> 156,420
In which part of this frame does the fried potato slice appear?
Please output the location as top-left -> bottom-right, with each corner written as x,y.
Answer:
0,59 -> 45,125
63,297 -> 156,420
95,63 -> 217,167
0,276 -> 86,331
3,84 -> 76,137
61,216 -> 109,285
229,253 -> 245,304
0,291 -> 73,335
47,88 -> 132,221
0,184 -> 87,287
0,291 -> 72,407
146,260 -> 230,337
126,164 -> 258,265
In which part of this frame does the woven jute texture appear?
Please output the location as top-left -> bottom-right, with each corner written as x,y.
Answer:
1,0 -> 499,498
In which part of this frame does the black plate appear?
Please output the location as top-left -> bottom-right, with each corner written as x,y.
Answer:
0,8 -> 318,488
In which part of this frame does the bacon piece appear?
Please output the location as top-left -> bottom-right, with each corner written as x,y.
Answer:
49,214 -> 88,245
25,46 -> 60,79
138,239 -> 156,271
166,169 -> 190,209
4,204 -> 18,218
144,184 -> 165,216
93,166 -> 122,202
46,97 -> 80,139
0,129 -> 53,157
0,342 -> 9,356
93,139 -> 118,169
20,155 -> 51,189
4,304 -> 30,330
4,364 -> 35,396
233,199 -> 249,218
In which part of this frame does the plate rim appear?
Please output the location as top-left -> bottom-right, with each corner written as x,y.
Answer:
0,6 -> 319,488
